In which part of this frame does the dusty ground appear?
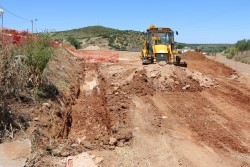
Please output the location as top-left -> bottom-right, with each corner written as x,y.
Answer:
82,51 -> 250,167
1,49 -> 250,167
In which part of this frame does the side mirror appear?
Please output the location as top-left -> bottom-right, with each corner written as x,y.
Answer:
176,31 -> 179,35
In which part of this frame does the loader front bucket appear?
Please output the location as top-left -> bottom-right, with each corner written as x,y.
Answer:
174,62 -> 187,67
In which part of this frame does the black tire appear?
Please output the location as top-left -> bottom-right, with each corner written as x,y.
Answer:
151,57 -> 154,64
176,55 -> 181,64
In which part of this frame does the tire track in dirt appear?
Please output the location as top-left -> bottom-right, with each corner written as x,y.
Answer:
95,51 -> 250,167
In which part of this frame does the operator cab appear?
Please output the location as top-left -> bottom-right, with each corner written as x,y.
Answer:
145,30 -> 174,46
145,29 -> 175,55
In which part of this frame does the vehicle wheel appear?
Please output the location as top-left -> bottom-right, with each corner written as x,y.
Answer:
176,55 -> 181,64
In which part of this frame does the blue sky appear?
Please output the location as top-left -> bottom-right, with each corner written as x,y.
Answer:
0,0 -> 249,43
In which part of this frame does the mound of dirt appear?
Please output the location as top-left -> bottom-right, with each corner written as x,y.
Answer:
181,51 -> 235,77
133,63 -> 215,92
181,51 -> 206,61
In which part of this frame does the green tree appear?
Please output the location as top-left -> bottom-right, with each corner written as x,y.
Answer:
235,39 -> 250,52
67,36 -> 81,49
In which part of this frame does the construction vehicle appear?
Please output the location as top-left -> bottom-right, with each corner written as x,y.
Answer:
141,25 -> 187,67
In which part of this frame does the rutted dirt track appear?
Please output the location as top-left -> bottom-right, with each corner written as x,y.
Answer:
68,51 -> 250,167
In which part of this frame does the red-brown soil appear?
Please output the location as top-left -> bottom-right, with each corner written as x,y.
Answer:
2,49 -> 250,167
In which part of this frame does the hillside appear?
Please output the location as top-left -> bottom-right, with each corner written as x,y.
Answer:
51,26 -> 144,51
51,26 -> 233,53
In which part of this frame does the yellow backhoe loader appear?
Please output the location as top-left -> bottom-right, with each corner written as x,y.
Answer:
141,25 -> 187,67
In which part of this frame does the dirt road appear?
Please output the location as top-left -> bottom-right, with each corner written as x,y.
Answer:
65,51 -> 250,167
11,50 -> 248,167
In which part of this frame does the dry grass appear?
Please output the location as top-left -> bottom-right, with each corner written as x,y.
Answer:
234,51 -> 250,64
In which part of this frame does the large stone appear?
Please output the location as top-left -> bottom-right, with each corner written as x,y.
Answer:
0,139 -> 31,167
109,137 -> 117,146
117,141 -> 124,147
67,152 -> 97,167
182,84 -> 191,90
174,81 -> 180,85
162,116 -> 168,119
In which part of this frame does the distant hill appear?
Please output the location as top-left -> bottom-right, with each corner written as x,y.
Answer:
51,26 -> 144,51
50,26 -> 232,53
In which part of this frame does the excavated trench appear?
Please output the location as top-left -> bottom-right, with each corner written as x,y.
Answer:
70,63 -> 111,143
68,63 -> 133,150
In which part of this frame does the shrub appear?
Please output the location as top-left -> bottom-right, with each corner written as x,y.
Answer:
23,35 -> 54,87
0,46 -> 28,96
0,32 -> 55,102
229,46 -> 237,57
235,39 -> 250,52
226,53 -> 234,59
25,36 -> 53,72
35,84 -> 58,99
234,54 -> 250,64
67,36 -> 81,49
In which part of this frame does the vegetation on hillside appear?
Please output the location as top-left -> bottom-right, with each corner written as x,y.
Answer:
51,26 -> 144,51
52,25 -> 250,61
186,44 -> 231,55
224,39 -> 250,64
108,30 -> 143,51
175,43 -> 186,49
52,26 -> 121,39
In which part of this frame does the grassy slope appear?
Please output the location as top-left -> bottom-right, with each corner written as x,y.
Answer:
51,26 -> 144,51
51,26 -> 120,39
51,26 -> 233,53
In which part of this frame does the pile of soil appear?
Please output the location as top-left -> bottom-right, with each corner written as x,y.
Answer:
182,51 -> 235,77
130,62 -> 215,92
181,50 -> 206,61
